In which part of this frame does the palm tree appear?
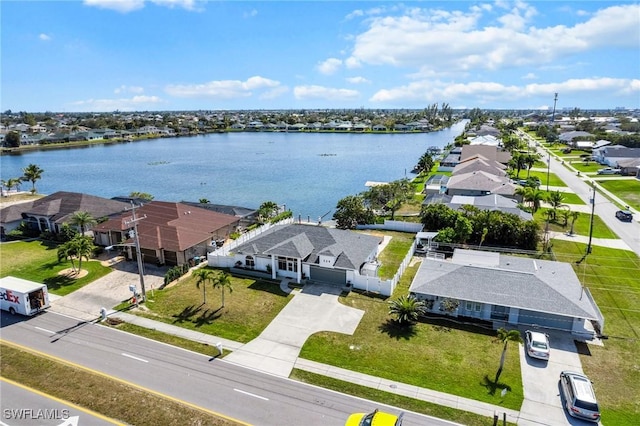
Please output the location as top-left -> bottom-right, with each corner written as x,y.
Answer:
415,152 -> 434,174
527,188 -> 545,213
213,271 -> 233,308
524,154 -> 538,178
192,268 -> 214,305
57,241 -> 78,274
388,295 -> 426,326
546,191 -> 566,220
257,201 -> 279,223
22,163 -> 44,194
73,235 -> 95,273
494,328 -> 522,383
69,211 -> 97,235
568,211 -> 580,235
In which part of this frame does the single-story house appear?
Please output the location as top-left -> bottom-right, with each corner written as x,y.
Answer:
409,249 -> 603,338
452,155 -> 507,177
0,191 -> 129,237
423,174 -> 450,195
460,145 -> 511,165
467,135 -> 501,146
92,201 -> 240,266
559,131 -> 594,143
428,194 -> 533,221
446,171 -> 517,198
230,223 -> 383,284
181,202 -> 259,229
592,145 -> 640,167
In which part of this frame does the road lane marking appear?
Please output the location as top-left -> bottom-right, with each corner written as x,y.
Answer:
1,377 -> 123,425
234,388 -> 269,401
35,326 -> 56,334
0,339 -> 251,426
121,353 -> 149,363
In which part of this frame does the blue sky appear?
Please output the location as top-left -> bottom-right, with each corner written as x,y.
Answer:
2,1 -> 639,112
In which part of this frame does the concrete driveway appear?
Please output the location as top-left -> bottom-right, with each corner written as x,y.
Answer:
223,283 -> 364,377
517,331 -> 600,426
49,257 -> 166,321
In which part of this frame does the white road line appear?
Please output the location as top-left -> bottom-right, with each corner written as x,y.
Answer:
34,326 -> 55,334
234,388 -> 269,401
121,352 -> 149,363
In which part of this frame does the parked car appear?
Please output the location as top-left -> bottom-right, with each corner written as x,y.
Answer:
345,409 -> 403,426
559,371 -> 601,423
615,210 -> 633,222
524,330 -> 550,360
596,167 -> 621,175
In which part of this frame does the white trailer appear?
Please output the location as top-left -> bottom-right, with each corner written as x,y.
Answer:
0,276 -> 50,316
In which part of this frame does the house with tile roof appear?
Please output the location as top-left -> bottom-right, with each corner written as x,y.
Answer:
92,201 -> 240,266
409,249 -> 603,338
0,191 -> 129,237
230,223 -> 382,285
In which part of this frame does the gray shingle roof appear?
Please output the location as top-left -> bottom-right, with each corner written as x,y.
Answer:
409,249 -> 599,320
234,224 -> 382,270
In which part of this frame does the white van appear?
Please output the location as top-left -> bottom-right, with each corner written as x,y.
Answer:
0,276 -> 50,316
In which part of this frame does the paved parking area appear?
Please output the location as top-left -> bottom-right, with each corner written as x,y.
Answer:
517,331 -> 599,426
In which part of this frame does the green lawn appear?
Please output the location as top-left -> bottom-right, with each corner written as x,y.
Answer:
0,240 -> 112,295
535,208 -> 618,239
135,270 -> 291,343
596,179 -> 640,211
550,241 -> 640,425
299,264 -> 524,411
570,162 -> 604,173
524,171 -> 567,187
373,231 -> 415,280
541,191 -> 585,205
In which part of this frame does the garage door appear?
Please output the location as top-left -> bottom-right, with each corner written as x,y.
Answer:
519,310 -> 572,331
309,266 -> 346,284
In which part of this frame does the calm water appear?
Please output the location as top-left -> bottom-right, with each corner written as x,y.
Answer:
1,121 -> 467,219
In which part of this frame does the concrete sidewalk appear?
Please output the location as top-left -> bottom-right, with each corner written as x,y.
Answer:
106,307 -> 520,423
548,231 -> 634,251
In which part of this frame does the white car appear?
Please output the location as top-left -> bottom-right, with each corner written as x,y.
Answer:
525,330 -> 550,360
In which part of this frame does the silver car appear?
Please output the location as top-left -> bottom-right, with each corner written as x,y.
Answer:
525,330 -> 550,360
559,371 -> 601,423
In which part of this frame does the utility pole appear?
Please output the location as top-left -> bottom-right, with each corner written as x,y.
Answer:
547,93 -> 558,193
546,151 -> 551,192
586,181 -> 596,255
124,202 -> 147,301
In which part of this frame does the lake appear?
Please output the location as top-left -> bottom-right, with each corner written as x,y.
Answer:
0,121 -> 467,219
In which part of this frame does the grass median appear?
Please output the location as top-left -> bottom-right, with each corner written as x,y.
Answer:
0,342 -> 242,426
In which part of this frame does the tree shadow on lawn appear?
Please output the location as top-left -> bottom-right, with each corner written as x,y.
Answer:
192,307 -> 223,327
38,261 -> 65,272
378,318 -> 418,340
43,275 -> 75,292
172,304 -> 204,324
418,315 -> 496,337
481,375 -> 512,396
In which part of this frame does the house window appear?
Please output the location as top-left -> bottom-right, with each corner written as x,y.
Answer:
465,301 -> 482,312
277,256 -> 297,272
245,256 -> 255,269
490,305 -> 510,321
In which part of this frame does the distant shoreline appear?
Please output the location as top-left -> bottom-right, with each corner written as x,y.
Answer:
0,125 -> 452,156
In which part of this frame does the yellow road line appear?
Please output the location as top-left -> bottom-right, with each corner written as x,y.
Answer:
0,339 -> 251,426
0,376 -> 124,425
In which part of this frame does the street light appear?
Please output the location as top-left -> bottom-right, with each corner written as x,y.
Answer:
586,181 -> 596,255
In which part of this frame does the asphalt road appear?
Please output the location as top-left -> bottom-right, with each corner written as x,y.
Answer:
520,131 -> 640,256
0,379 -> 118,426
0,311 -> 460,426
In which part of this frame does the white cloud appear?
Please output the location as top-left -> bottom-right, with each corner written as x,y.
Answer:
243,8 -> 258,18
294,85 -> 359,101
83,0 -> 202,13
83,0 -> 145,13
317,58 -> 342,75
346,3 -> 640,74
39,33 -> 51,41
346,76 -> 370,84
370,77 -> 639,104
114,85 -> 144,94
259,86 -> 289,100
522,72 -> 537,80
70,95 -> 163,111
345,9 -> 363,20
165,76 -> 281,98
